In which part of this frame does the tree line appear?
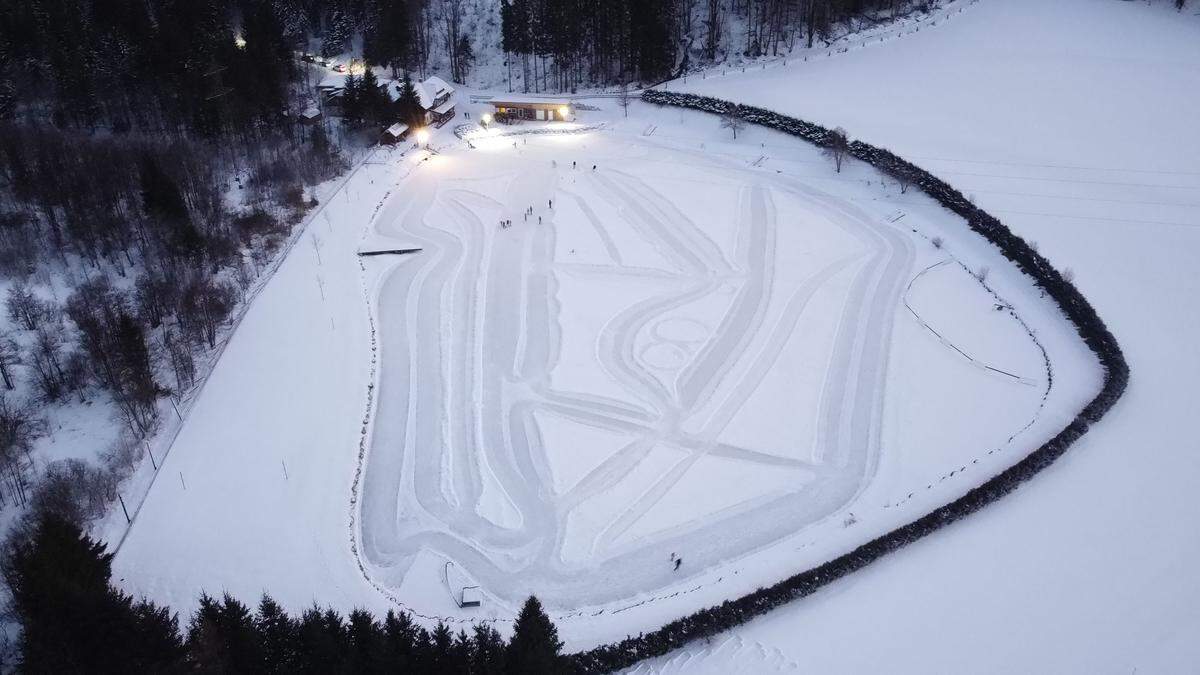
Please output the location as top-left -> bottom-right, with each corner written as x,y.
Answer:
497,0 -> 936,92
2,512 -> 573,673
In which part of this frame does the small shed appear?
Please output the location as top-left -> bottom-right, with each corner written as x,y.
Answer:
489,96 -> 574,122
460,586 -> 482,608
381,122 -> 410,145
299,106 -> 322,125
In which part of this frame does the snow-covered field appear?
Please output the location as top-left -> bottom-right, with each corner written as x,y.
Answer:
113,83 -> 1101,648
627,0 -> 1200,672
110,0 -> 1198,666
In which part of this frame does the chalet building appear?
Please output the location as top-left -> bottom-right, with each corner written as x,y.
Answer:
416,76 -> 457,127
489,97 -> 574,122
316,71 -> 349,102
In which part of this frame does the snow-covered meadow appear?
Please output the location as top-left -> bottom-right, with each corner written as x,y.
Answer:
112,78 -> 1101,649
631,0 -> 1200,671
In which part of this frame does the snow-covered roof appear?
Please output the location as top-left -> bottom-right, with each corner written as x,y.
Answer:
385,122 -> 409,137
424,76 -> 454,98
300,106 -> 321,119
460,586 -> 482,607
416,76 -> 455,110
432,99 -> 456,115
488,95 -> 572,107
317,72 -> 348,89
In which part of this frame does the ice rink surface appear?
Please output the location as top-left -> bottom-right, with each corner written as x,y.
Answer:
351,108 -> 1095,634
113,86 -> 1099,647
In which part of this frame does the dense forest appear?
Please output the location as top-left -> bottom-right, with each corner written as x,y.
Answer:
3,512 -> 570,672
0,0 -> 355,519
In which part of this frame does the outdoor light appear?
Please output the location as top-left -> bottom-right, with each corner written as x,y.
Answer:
558,106 -> 570,118
234,34 -> 247,49
416,128 -> 430,146
482,113 -> 492,126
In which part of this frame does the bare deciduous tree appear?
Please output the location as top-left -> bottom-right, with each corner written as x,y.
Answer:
29,322 -> 68,401
0,332 -> 19,390
823,126 -> 850,173
6,283 -> 43,331
0,396 -> 44,509
720,104 -> 746,139
179,276 -> 236,350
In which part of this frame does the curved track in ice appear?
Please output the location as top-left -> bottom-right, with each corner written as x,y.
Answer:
357,141 -> 915,611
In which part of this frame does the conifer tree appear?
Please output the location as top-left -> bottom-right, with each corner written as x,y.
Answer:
2,514 -> 183,672
381,608 -> 419,669
346,608 -> 388,673
341,72 -> 364,126
359,67 -> 389,126
186,593 -> 266,671
395,72 -> 424,127
430,621 -> 455,671
506,596 -> 564,674
256,595 -> 300,673
366,0 -> 413,77
322,10 -> 354,58
473,623 -> 507,674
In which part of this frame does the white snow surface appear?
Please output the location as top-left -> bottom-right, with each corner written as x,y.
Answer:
112,70 -> 1106,652
624,0 -> 1200,672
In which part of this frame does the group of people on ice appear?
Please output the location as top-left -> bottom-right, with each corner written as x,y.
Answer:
497,160 -> 600,231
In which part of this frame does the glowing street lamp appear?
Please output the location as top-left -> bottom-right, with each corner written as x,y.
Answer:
415,128 -> 430,148
558,105 -> 570,120
481,113 -> 492,128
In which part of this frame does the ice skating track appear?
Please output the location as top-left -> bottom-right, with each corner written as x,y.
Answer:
357,138 -> 916,612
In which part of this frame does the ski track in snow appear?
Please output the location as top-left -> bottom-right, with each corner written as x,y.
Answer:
356,136 -> 919,612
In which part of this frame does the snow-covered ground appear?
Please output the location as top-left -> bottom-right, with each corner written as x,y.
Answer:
626,0 -> 1200,672
110,1 -> 1198,665
113,77 -> 1101,650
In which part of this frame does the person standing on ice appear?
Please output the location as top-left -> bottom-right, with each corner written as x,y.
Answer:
548,199 -> 553,209
674,557 -> 682,571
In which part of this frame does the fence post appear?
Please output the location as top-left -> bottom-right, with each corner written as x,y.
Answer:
118,493 -> 131,524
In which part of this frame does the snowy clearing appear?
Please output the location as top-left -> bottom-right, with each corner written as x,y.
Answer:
626,0 -> 1200,672
113,84 -> 1100,648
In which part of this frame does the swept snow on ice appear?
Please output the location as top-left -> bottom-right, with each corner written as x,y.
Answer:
349,100 -> 1100,640
109,60 -> 1107,652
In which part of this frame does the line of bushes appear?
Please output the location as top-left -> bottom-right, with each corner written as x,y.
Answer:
565,90 -> 1130,673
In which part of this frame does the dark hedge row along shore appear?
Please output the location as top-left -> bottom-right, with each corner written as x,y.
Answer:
565,90 -> 1130,673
